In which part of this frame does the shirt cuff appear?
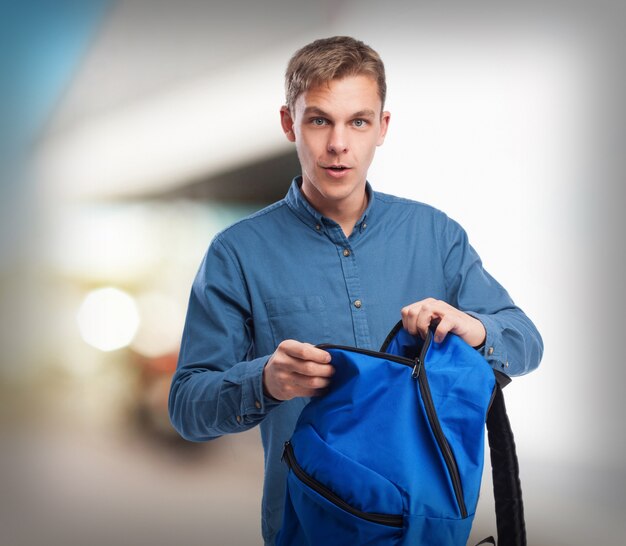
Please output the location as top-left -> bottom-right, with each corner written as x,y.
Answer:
241,356 -> 283,416
465,312 -> 511,372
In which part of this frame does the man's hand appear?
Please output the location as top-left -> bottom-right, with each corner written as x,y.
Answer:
401,298 -> 486,348
263,340 -> 335,401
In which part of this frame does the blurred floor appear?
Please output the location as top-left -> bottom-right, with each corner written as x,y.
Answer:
1,420 -> 265,546
472,453 -> 626,545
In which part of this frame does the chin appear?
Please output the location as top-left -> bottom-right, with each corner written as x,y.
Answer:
319,183 -> 357,200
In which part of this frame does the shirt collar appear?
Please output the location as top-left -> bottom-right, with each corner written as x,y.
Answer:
285,176 -> 374,234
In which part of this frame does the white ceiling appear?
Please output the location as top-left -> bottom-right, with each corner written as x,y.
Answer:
38,0 -> 356,199
35,1 -> 618,201
48,0 -> 342,132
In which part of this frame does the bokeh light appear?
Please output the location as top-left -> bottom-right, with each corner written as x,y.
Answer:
77,287 -> 140,352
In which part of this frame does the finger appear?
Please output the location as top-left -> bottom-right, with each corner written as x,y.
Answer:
298,361 -> 336,378
401,304 -> 421,335
415,305 -> 436,340
279,375 -> 331,399
280,340 -> 332,363
291,372 -> 332,391
433,315 -> 454,343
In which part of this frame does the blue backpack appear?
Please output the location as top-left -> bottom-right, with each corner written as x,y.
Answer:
276,321 -> 525,546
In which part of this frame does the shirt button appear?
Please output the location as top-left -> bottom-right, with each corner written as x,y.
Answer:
362,223 -> 367,229
315,224 -> 321,231
236,415 -> 242,424
487,347 -> 494,356
354,300 -> 362,309
504,361 -> 509,368
255,400 -> 261,410
343,248 -> 351,257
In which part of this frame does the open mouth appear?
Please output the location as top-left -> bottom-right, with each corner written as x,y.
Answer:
325,165 -> 350,171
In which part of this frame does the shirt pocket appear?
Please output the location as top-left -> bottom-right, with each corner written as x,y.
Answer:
265,295 -> 331,347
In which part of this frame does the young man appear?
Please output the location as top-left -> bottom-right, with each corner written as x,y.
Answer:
169,36 -> 543,545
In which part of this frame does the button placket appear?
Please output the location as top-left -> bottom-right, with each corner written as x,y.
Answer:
330,230 -> 371,346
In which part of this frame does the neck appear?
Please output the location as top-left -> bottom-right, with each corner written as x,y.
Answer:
300,181 -> 368,237
332,193 -> 368,237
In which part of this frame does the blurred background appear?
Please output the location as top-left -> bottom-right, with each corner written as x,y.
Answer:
1,1 -> 625,545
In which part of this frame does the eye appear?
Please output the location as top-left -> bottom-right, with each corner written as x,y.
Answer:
311,117 -> 328,126
352,119 -> 368,128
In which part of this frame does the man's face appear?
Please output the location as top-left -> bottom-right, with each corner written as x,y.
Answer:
280,75 -> 390,212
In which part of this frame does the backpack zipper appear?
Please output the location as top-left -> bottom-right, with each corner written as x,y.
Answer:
317,336 -> 467,519
316,344 -> 417,368
282,441 -> 404,528
417,367 -> 468,518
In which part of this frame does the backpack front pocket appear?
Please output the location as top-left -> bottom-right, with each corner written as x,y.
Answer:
277,425 -> 405,546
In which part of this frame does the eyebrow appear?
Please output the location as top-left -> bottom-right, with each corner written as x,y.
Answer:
352,109 -> 377,119
303,106 -> 377,119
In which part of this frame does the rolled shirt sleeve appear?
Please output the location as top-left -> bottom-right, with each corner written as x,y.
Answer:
438,213 -> 543,377
169,237 -> 281,442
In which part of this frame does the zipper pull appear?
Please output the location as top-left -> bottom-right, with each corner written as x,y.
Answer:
412,357 -> 421,379
281,441 -> 291,463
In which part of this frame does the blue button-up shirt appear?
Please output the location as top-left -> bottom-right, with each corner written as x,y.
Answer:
169,177 -> 543,544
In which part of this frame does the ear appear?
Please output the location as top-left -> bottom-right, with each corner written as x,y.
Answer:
377,110 -> 391,146
280,105 -> 296,142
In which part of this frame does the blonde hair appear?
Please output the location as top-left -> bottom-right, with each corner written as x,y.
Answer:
285,36 -> 386,113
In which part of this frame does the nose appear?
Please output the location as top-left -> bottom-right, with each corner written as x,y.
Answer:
327,126 -> 348,154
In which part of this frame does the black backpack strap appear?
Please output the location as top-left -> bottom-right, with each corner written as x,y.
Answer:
486,371 -> 527,546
